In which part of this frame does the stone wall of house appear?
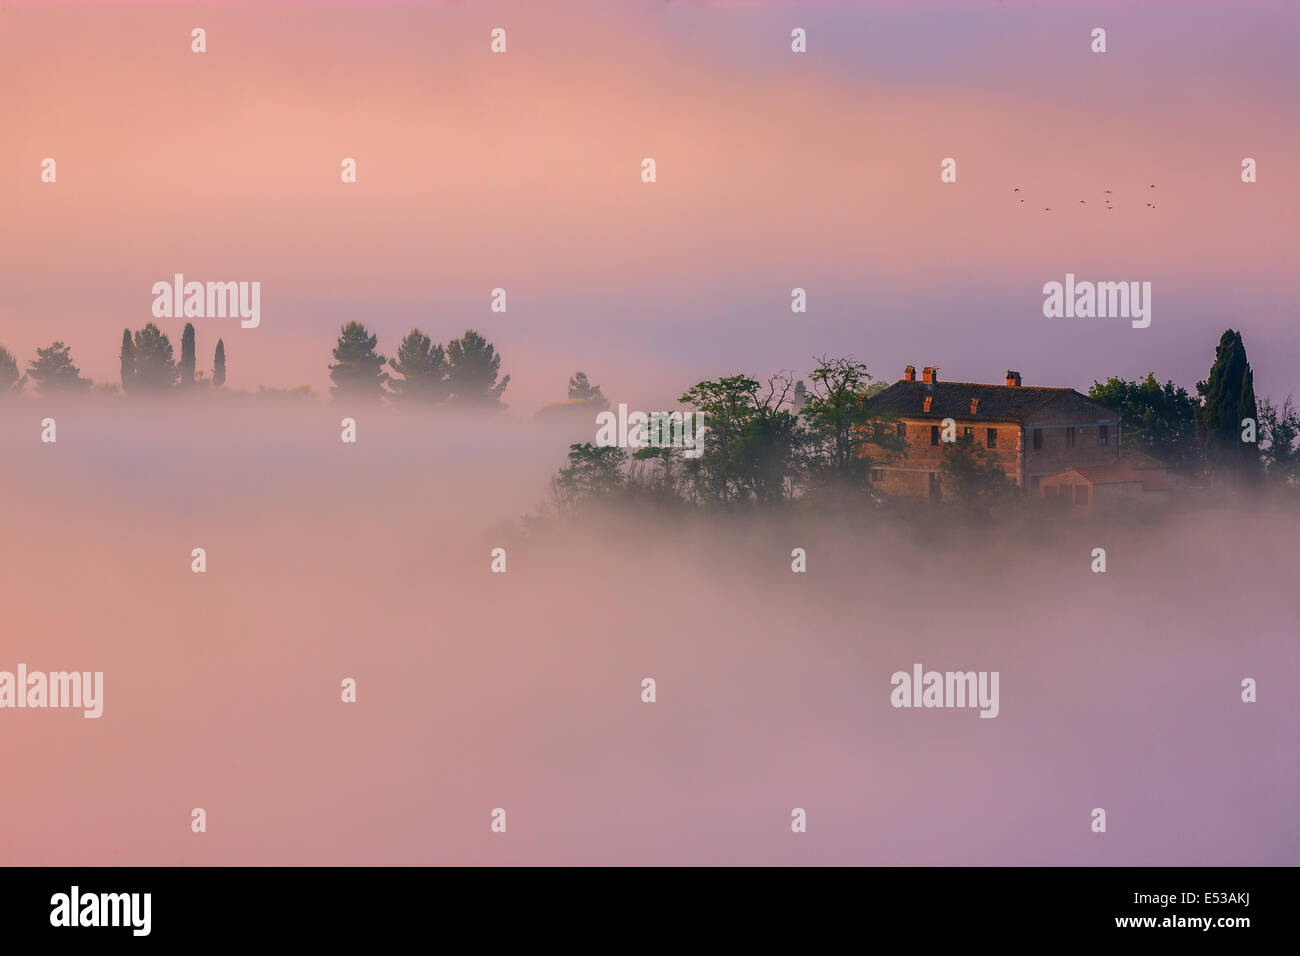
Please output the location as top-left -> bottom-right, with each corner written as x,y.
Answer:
1023,421 -> 1119,484
858,389 -> 1128,500
865,417 -> 1023,497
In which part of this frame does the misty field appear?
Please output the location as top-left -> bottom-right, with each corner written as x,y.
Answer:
1,401 -> 1296,865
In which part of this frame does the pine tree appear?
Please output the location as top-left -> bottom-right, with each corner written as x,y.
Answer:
120,329 -> 135,392
213,339 -> 226,388
445,330 -> 509,407
567,371 -> 609,410
1197,329 -> 1260,484
328,321 -> 389,401
132,323 -> 180,390
180,322 -> 196,387
27,342 -> 91,394
387,329 -> 448,402
0,345 -> 27,398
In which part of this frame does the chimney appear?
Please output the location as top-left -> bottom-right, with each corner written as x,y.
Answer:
922,396 -> 933,413
922,366 -> 937,384
904,365 -> 916,382
970,398 -> 980,415
1006,370 -> 1021,387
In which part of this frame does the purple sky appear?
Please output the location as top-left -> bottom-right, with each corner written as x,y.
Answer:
1,0 -> 1297,410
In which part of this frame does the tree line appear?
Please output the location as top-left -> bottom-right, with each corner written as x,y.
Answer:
328,322 -> 509,406
545,329 -> 1300,520
0,322 -> 222,397
549,357 -> 905,516
0,321 -> 514,407
1088,330 -> 1297,484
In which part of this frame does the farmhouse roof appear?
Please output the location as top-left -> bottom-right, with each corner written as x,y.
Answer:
865,380 -> 1078,421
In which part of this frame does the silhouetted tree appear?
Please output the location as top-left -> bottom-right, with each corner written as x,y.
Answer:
131,323 -> 180,390
567,371 -> 609,411
445,330 -> 509,407
213,339 -> 226,388
27,342 -> 90,394
679,373 -> 803,507
1089,373 -> 1201,474
940,435 -> 1013,505
1259,396 -> 1300,483
1197,329 -> 1259,484
552,442 -> 628,514
180,322 -> 196,387
0,345 -> 26,398
629,444 -> 689,506
119,329 -> 135,392
328,321 -> 388,401
802,356 -> 899,493
387,328 -> 448,402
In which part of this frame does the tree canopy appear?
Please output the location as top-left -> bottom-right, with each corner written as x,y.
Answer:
27,341 -> 90,394
446,330 -> 509,407
329,321 -> 389,401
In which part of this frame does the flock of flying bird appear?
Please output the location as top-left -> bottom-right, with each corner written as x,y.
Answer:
1013,184 -> 1157,211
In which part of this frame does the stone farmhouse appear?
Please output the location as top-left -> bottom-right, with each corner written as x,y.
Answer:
859,366 -> 1170,508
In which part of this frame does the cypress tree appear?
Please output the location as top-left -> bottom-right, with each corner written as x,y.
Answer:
180,322 -> 196,387
1197,329 -> 1260,484
213,339 -> 226,388
120,328 -> 135,392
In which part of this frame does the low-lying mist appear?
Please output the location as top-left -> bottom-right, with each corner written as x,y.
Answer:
1,399 -> 1295,865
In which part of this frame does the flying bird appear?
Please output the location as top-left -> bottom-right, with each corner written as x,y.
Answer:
1013,188 -> 1020,192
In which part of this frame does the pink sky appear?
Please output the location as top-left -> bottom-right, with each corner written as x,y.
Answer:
2,4 -> 1297,866
2,0 -> 1298,410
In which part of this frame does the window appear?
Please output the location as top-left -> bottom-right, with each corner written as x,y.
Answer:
963,426 -> 974,441
897,422 -> 906,440
1099,425 -> 1108,446
871,468 -> 883,481
986,428 -> 997,449
1029,476 -> 1041,491
1032,428 -> 1042,449
931,425 -> 940,446
1066,426 -> 1076,449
